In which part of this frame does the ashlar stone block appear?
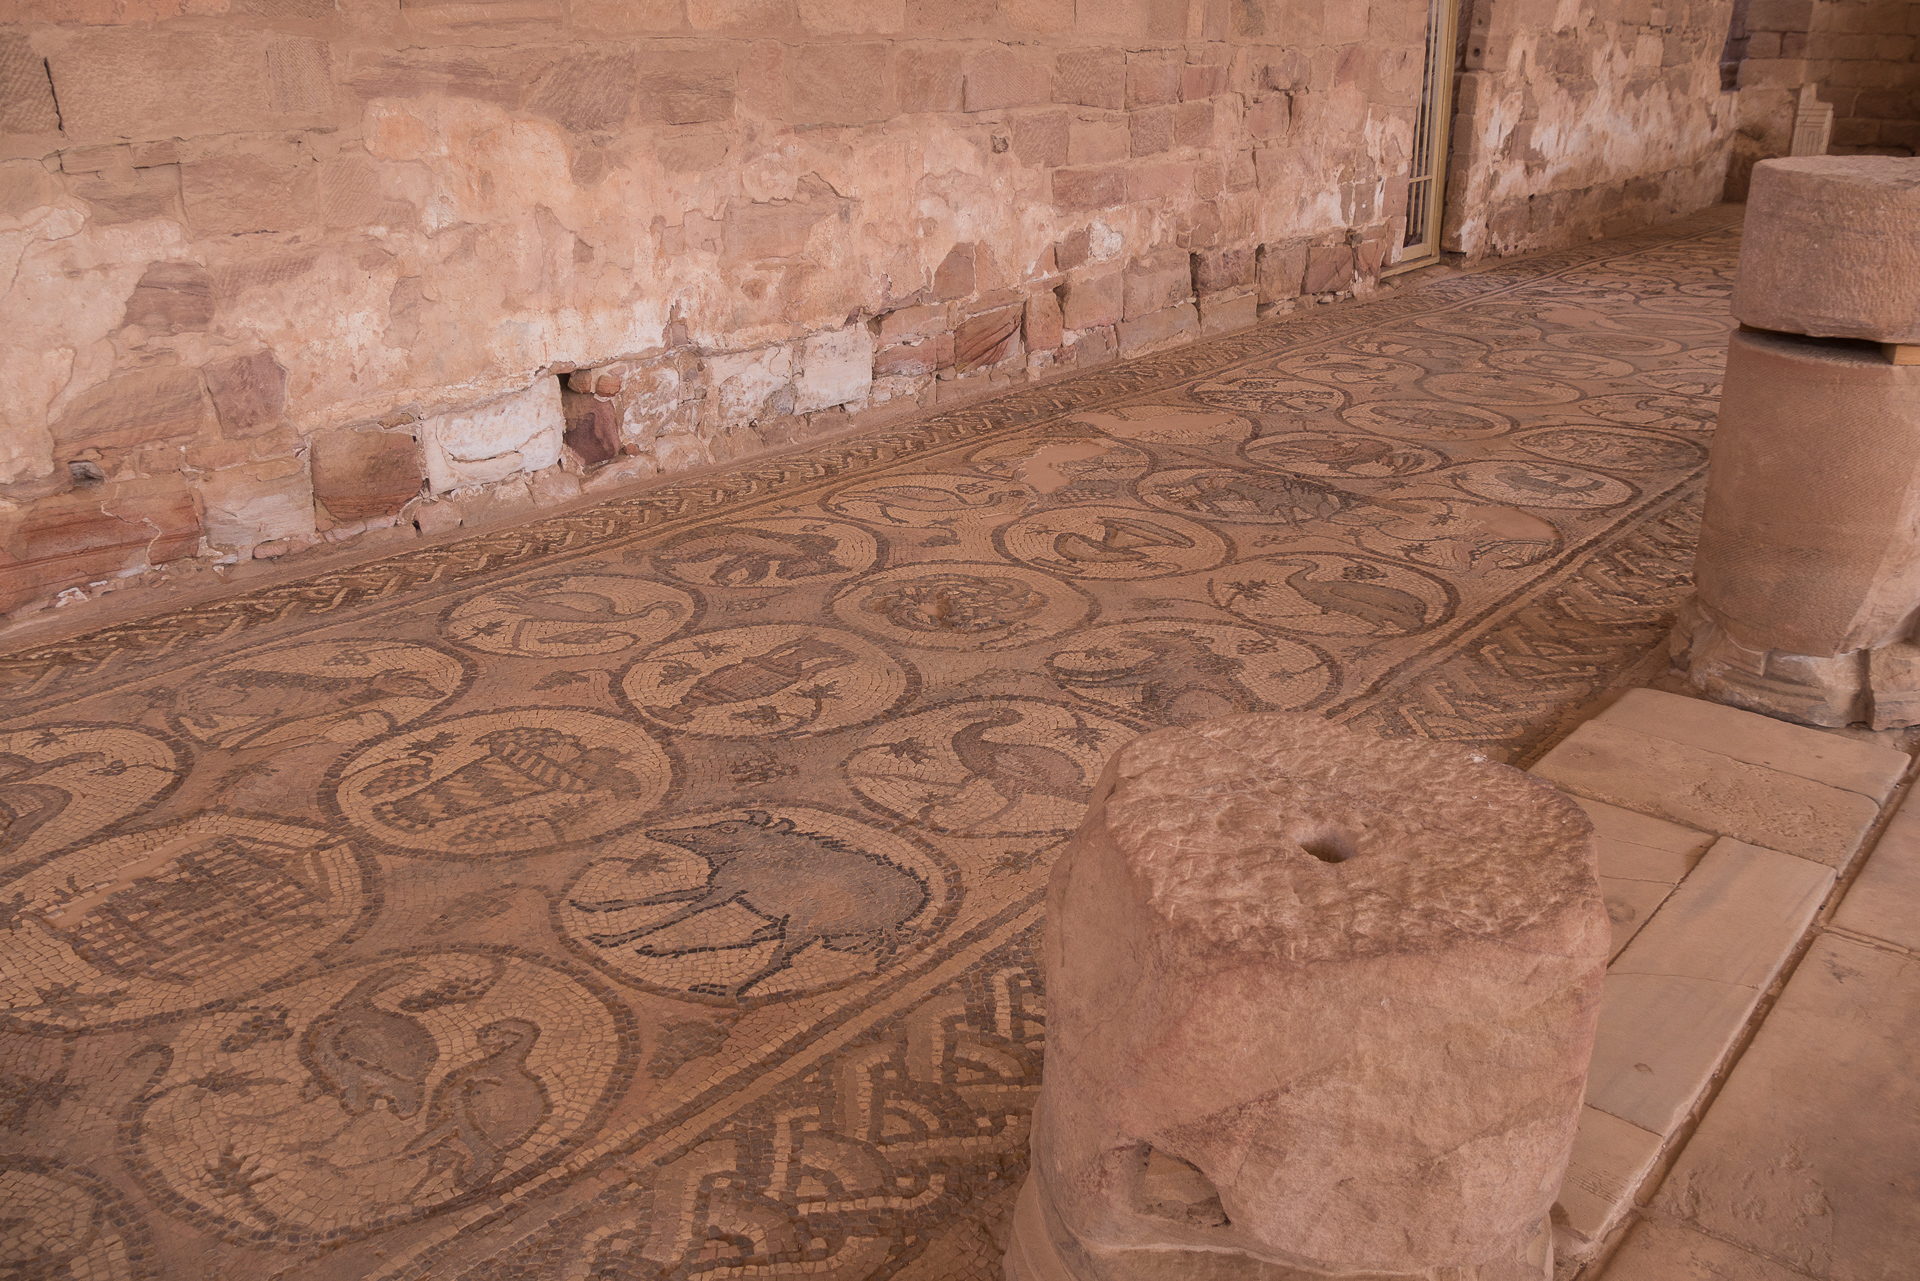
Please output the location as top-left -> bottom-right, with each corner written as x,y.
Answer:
1010,714 -> 1610,1280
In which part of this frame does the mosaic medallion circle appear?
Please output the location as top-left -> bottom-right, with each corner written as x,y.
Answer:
329,709 -> 674,858
998,505 -> 1228,580
830,563 -> 1090,651
648,517 -> 879,588
1450,459 -> 1636,509
618,624 -> 912,739
0,724 -> 181,875
1046,620 -> 1337,721
0,814 -> 373,1032
1209,554 -> 1455,637
557,806 -> 959,1004
169,639 -> 471,750
443,575 -> 694,657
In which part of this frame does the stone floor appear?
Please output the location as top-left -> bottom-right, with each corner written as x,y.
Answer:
0,207 -> 1758,1281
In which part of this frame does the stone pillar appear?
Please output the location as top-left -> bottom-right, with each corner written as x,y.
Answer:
1007,714 -> 1610,1281
1674,158 -> 1920,727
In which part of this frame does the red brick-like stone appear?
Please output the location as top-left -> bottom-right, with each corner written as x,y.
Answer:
1013,108 -> 1072,166
311,428 -> 424,521
1257,240 -> 1309,302
1304,242 -> 1356,294
964,46 -> 1050,111
790,42 -> 891,124
875,339 -> 939,376
636,52 -> 736,124
1052,165 -> 1127,209
560,391 -> 622,467
203,352 -> 287,440
1025,289 -> 1065,351
1193,246 -> 1253,294
121,261 -> 214,334
0,476 -> 200,610
1061,271 -> 1123,329
1130,105 -> 1174,156
897,44 -> 964,112
1181,63 -> 1227,99
1126,49 -> 1182,107
934,244 -> 976,299
52,367 -> 215,455
954,306 -> 1022,370
1053,48 -> 1125,108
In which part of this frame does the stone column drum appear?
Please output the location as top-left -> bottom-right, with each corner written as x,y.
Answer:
1674,157 -> 1920,726
1006,714 -> 1611,1281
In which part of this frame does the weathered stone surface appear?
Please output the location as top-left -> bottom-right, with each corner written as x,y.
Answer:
561,390 -> 621,466
204,352 -> 288,439
954,307 -> 1021,371
0,476 -> 200,611
50,368 -> 216,456
1303,243 -> 1355,294
121,261 -> 214,334
419,379 -> 564,493
1116,301 -> 1196,354
1256,240 -> 1308,302
1654,934 -> 1920,1280
1121,250 -> 1189,321
1013,714 -> 1608,1279
0,32 -> 60,135
310,429 -> 423,521
1532,719 -> 1881,868
1689,330 -> 1920,659
795,326 -> 874,411
1733,158 -> 1920,344
197,457 -> 316,554
1024,289 -> 1063,353
1060,272 -> 1122,330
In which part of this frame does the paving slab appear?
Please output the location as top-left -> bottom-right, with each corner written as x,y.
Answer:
1654,935 -> 1920,1281
1533,722 -> 1881,867
1586,840 -> 1833,1136
1578,796 -> 1715,883
1556,1105 -> 1666,1255
1598,875 -> 1678,962
1832,792 -> 1920,952
1598,688 -> 1909,802
1601,1219 -> 1810,1280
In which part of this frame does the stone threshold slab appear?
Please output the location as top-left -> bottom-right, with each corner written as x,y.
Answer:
1554,838 -> 1834,1261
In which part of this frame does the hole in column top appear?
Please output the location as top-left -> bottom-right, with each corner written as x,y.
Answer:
1299,833 -> 1357,864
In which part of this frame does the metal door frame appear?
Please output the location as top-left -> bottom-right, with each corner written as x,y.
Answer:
1386,0 -> 1460,274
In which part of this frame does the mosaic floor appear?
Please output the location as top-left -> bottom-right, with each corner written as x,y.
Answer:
0,207 -> 1741,1281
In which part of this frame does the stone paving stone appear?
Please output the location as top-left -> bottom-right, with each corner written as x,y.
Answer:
1578,796 -> 1713,960
1654,935 -> 1920,1281
1597,688 -> 1910,802
1556,1105 -> 1666,1256
1601,1219 -> 1811,1280
1533,722 -> 1882,867
1586,839 -> 1833,1135
1832,792 -> 1920,952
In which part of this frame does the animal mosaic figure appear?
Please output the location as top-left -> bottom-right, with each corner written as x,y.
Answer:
1270,436 -> 1431,477
0,749 -> 103,865
1269,560 -> 1430,634
645,636 -> 856,726
572,812 -> 929,1000
1048,630 -> 1262,723
652,524 -> 852,585
176,664 -> 452,750
842,482 -> 1024,525
481,581 -> 682,647
1046,517 -> 1194,568
403,1018 -> 547,1190
300,965 -> 438,1118
1168,473 -> 1355,525
943,709 -> 1089,831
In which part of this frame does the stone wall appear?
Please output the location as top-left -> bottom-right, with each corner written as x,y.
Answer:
1444,0 -> 1739,256
1,0 -> 1736,615
1726,0 -> 1920,198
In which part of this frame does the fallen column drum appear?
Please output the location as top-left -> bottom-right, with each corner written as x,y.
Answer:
1006,713 -> 1611,1281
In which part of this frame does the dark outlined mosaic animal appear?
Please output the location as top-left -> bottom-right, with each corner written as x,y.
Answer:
650,523 -> 852,585
1047,629 -> 1263,722
571,812 -> 929,999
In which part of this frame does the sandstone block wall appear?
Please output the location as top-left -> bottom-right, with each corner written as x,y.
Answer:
1444,0 -> 1740,257
1725,0 -> 1920,199
1,0 -> 1736,614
